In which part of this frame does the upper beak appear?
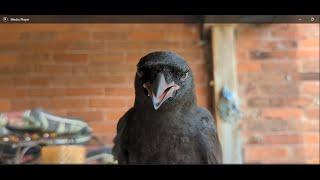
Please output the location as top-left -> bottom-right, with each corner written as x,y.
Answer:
143,73 -> 180,110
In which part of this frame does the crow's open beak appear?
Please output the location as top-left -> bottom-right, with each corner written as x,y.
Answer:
143,73 -> 180,110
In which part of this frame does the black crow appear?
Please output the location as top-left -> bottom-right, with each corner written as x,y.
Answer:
113,51 -> 222,164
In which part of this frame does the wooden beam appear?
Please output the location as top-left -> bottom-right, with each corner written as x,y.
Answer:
211,24 -> 242,164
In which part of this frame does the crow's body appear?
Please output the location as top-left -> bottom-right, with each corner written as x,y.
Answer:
113,51 -> 222,164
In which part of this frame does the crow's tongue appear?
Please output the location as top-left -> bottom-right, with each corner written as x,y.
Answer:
151,84 -> 180,110
143,73 -> 180,110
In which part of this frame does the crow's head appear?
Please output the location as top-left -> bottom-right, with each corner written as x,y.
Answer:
134,51 -> 196,111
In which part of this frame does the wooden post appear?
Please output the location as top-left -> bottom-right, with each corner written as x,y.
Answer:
210,24 -> 243,164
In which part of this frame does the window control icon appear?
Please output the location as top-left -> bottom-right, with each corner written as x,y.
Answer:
2,17 -> 8,22
310,17 -> 315,22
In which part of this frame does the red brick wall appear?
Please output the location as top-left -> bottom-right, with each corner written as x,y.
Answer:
237,24 -> 319,163
0,24 -> 212,146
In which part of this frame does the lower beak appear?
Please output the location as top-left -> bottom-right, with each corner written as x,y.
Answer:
143,73 -> 180,110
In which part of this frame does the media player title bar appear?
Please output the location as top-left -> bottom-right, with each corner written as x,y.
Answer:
1,15 -> 319,23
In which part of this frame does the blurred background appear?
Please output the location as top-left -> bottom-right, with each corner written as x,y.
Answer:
0,23 -> 319,164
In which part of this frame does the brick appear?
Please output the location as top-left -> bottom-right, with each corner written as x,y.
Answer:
0,65 -> 34,75
127,98 -> 135,108
89,53 -> 125,65
292,145 -> 319,159
301,120 -> 319,132
302,133 -> 319,144
248,98 -> 270,107
97,135 -> 115,145
72,65 -> 89,75
261,108 -> 303,120
250,50 -> 271,60
79,24 -> 133,32
165,30 -> 199,42
128,31 -> 165,41
0,32 -> 20,42
89,98 -> 127,109
0,77 -> 13,87
301,59 -> 319,73
305,158 -> 320,164
49,76 -> 88,87
240,72 -> 299,83
105,87 -> 134,97
296,50 -> 319,59
299,39 -> 320,49
89,122 -> 117,134
11,100 -> 34,110
65,88 -> 105,96
196,86 -> 210,96
88,75 -> 128,86
269,97 -> 314,107
197,95 -> 210,109
126,52 -> 145,65
262,133 -> 303,144
259,159 -> 307,164
87,64 -> 110,75
107,41 -> 181,52
88,64 -> 135,75
271,28 -> 305,39
0,88 -> 28,98
238,62 -> 261,73
20,42 -> 69,52
11,77 -> 29,87
271,40 -> 298,50
244,119 -> 293,132
38,100 -> 66,110
181,51 -> 206,64
28,88 -> 66,97
259,84 -> 299,97
34,65 -> 73,75
20,32 -> 56,41
180,42 -> 203,52
300,82 -> 319,95
53,54 -> 88,64
304,108 -> 319,119
55,32 -> 90,41
16,53 -> 52,65
240,82 -> 259,97
244,145 -> 289,162
0,100 -> 11,111
134,24 -> 184,31
29,77 -> 50,86
193,72 -> 209,85
261,61 -> 298,73
0,55 -> 17,65
300,73 -> 320,81
92,32 -> 128,41
105,111 -> 127,121
49,99 -> 89,109
68,42 -> 106,51
48,110 -> 68,116
67,111 -> 104,122
269,51 -> 298,60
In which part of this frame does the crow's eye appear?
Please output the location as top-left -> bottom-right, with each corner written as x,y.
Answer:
137,70 -> 143,78
180,72 -> 189,81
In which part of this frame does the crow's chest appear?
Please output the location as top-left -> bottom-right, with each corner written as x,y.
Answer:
127,115 -> 200,164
